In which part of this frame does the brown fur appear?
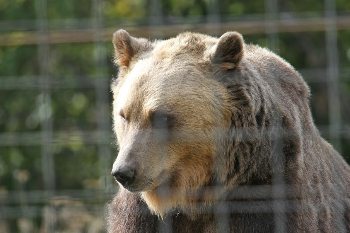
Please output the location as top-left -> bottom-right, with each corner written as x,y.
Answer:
107,30 -> 350,232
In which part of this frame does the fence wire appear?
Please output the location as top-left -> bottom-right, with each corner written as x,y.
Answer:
0,0 -> 349,232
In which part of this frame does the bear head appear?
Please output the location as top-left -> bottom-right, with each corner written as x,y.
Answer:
111,29 -> 310,217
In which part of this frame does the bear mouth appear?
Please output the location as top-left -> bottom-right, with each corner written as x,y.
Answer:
119,176 -> 155,192
121,170 -> 176,194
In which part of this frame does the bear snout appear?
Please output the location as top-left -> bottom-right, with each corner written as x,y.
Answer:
111,166 -> 136,188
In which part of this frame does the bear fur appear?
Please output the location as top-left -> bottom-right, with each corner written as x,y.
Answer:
107,30 -> 350,232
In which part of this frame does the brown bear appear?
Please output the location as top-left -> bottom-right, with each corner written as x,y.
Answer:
107,29 -> 350,233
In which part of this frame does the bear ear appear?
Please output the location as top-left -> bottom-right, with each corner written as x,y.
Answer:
112,29 -> 152,68
211,31 -> 244,70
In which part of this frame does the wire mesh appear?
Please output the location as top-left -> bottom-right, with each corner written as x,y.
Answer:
0,0 -> 349,232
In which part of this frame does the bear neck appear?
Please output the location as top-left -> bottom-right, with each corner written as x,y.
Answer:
221,90 -> 350,203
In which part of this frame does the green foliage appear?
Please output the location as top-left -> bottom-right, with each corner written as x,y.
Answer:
0,146 -> 42,191
280,0 -> 324,14
0,0 -> 35,20
54,145 -> 100,190
0,90 -> 41,132
47,0 -> 92,20
162,0 -> 207,17
0,46 -> 39,76
219,0 -> 265,16
51,89 -> 97,130
336,0 -> 350,13
278,32 -> 327,69
49,43 -> 96,77
338,30 -> 350,69
0,0 -> 350,231
104,0 -> 146,21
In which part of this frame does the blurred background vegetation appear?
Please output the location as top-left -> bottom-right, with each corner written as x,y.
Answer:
0,0 -> 349,232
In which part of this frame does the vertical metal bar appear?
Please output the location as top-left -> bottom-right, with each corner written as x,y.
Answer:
207,0 -> 221,36
36,0 -> 55,231
92,0 -> 112,192
36,0 -> 55,191
265,0 -> 279,51
147,1 -> 172,232
149,0 -> 163,26
325,2 -> 346,232
206,1 -> 230,232
265,1 -> 285,232
325,0 -> 342,153
271,116 -> 287,233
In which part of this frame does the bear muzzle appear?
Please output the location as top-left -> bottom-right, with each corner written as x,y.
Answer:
111,165 -> 136,188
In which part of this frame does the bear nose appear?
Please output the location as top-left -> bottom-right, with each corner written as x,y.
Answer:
112,166 -> 136,187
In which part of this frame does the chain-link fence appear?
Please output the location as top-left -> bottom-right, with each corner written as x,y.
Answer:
0,0 -> 349,232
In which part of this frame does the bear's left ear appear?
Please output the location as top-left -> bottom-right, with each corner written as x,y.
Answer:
211,31 -> 244,70
112,29 -> 152,68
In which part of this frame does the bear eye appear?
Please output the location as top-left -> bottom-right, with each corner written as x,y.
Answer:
150,111 -> 175,129
119,110 -> 127,122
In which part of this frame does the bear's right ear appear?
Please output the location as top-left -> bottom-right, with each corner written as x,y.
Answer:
211,31 -> 244,70
112,29 -> 152,68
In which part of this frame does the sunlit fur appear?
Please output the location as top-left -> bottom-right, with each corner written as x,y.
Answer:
111,32 -> 237,217
108,30 -> 350,232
